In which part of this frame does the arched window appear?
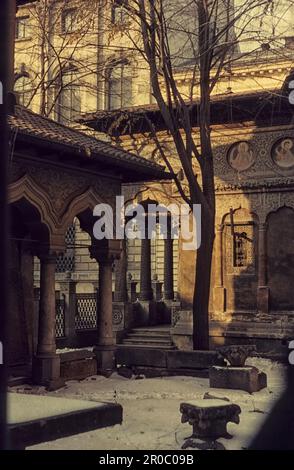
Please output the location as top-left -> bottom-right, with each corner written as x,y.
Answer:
111,0 -> 128,24
14,73 -> 32,107
55,68 -> 81,124
106,63 -> 132,110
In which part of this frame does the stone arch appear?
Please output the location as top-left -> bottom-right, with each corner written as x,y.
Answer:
221,207 -> 259,313
60,188 -> 104,239
221,205 -> 259,226
9,175 -> 58,243
266,205 -> 294,311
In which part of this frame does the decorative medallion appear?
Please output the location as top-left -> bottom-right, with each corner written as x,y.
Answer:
271,138 -> 294,169
228,141 -> 255,172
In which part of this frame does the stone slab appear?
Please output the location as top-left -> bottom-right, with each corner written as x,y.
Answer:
116,346 -> 167,368
167,350 -> 222,370
209,365 -> 267,393
8,393 -> 123,449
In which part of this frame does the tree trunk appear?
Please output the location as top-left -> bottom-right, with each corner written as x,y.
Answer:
192,207 -> 215,350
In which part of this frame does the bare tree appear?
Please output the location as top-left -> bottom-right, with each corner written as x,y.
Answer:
15,0 -> 107,121
107,0 -> 281,350
14,0 -> 293,349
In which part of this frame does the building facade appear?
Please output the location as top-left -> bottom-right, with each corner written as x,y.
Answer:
14,1 -> 294,358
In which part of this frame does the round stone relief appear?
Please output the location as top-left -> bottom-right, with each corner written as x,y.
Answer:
271,138 -> 294,169
228,141 -> 255,172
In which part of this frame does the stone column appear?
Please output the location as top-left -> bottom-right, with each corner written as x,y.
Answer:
90,240 -> 121,375
33,253 -> 61,387
139,216 -> 153,301
164,217 -> 174,301
257,223 -> 269,313
59,276 -> 77,345
114,239 -> 128,302
213,224 -> 226,314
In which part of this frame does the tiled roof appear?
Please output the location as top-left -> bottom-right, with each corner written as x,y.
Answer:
8,105 -> 168,179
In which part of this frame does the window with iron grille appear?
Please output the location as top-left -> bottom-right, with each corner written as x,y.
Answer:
75,293 -> 97,330
56,298 -> 66,338
56,224 -> 76,273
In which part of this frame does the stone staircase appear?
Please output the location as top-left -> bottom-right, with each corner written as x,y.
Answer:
120,325 -> 176,350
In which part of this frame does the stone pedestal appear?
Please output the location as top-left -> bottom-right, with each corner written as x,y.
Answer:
171,310 -> 193,350
180,399 -> 241,439
209,365 -> 267,393
113,301 -> 133,343
213,286 -> 226,314
257,286 -> 269,314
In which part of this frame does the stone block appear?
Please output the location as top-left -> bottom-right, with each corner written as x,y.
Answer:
60,357 -> 97,381
209,365 -> 267,393
167,350 -> 222,370
116,347 -> 167,368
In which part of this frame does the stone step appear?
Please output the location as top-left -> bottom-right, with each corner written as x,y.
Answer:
131,328 -> 171,335
127,332 -> 171,340
122,338 -> 173,345
118,343 -> 176,350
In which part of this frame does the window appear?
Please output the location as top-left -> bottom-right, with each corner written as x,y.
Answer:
228,223 -> 255,272
14,74 -> 32,107
111,0 -> 128,24
56,224 -> 76,273
106,65 -> 132,110
15,16 -> 30,40
55,69 -> 81,124
233,232 -> 249,267
62,9 -> 77,33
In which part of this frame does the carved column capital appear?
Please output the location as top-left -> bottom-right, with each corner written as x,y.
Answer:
89,239 -> 122,265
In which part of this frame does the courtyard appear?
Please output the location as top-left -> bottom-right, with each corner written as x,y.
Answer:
9,358 -> 286,451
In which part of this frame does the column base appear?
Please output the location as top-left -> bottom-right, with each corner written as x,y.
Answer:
213,286 -> 226,314
257,286 -> 269,313
136,300 -> 158,326
32,354 -> 63,389
94,345 -> 116,377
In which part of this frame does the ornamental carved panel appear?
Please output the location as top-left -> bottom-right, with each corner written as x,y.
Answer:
227,141 -> 255,172
212,128 -> 294,187
271,138 -> 294,170
14,164 -> 118,217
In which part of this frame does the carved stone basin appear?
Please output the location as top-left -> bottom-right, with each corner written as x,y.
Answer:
180,399 -> 241,439
217,345 -> 257,367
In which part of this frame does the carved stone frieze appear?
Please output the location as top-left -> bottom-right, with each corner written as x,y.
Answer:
216,189 -> 294,224
10,162 -> 118,218
213,128 -> 294,187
